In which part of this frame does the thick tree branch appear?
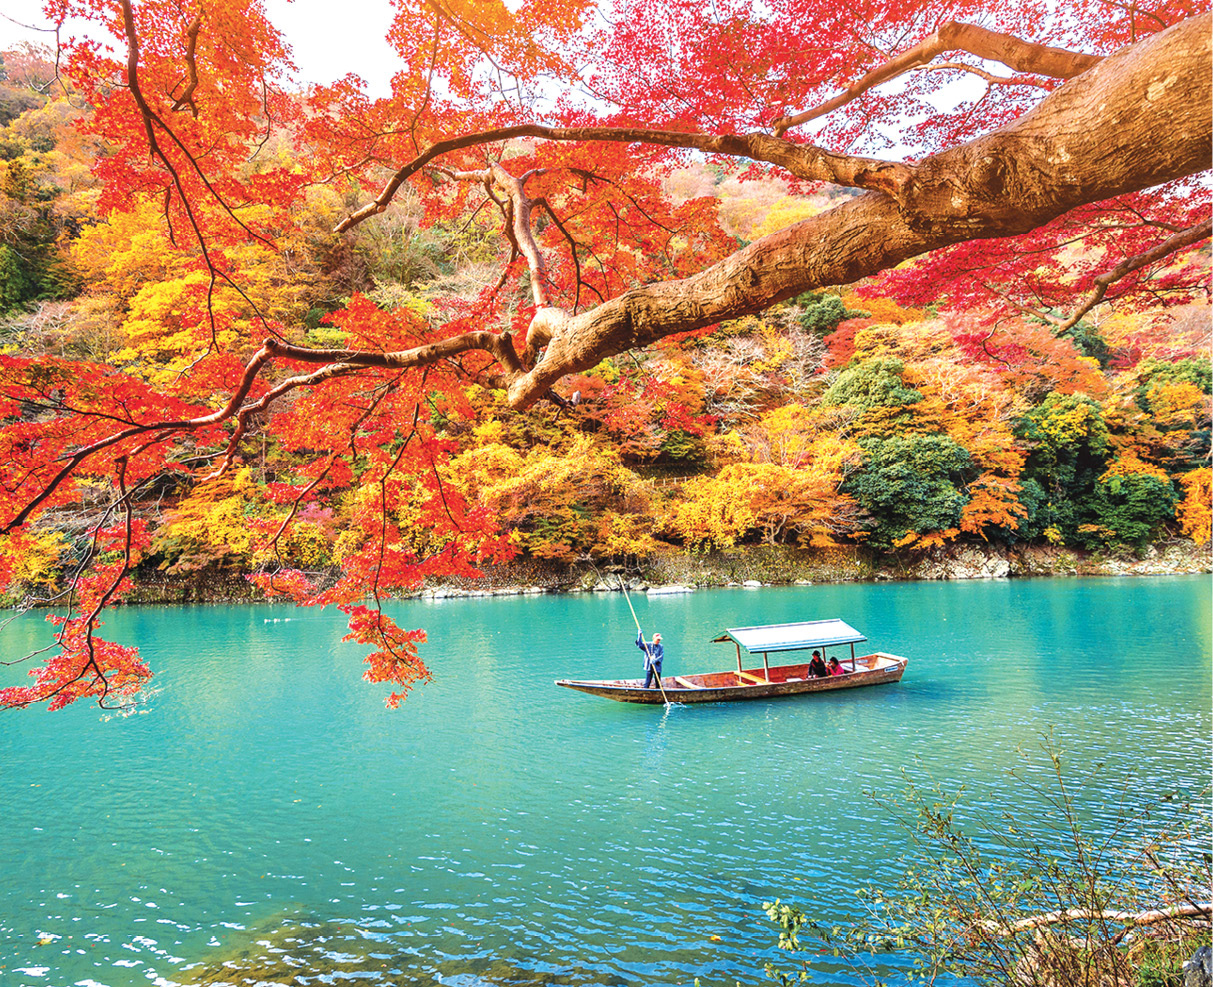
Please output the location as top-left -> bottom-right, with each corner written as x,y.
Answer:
39,10 -> 1196,493
770,20 -> 1104,136
493,13 -> 1208,406
489,163 -> 553,309
435,165 -> 556,319
307,15 -> 1213,413
262,331 -> 524,377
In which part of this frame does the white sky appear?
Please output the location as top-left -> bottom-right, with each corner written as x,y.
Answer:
1,0 -> 401,96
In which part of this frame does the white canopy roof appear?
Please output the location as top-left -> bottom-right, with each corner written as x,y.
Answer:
714,619 -> 866,654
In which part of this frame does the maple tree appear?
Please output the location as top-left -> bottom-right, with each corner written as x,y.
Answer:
0,0 -> 1209,709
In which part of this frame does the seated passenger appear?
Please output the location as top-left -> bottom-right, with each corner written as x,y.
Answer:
828,657 -> 844,676
808,650 -> 828,678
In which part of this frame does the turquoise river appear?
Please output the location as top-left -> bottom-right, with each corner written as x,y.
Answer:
2,576 -> 1210,986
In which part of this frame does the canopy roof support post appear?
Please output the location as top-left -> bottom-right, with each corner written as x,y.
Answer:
850,642 -> 856,670
762,652 -> 770,682
736,643 -> 743,674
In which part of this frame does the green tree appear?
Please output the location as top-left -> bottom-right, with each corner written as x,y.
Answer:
0,243 -> 34,313
1015,393 -> 1111,543
1133,356 -> 1213,402
1059,320 -> 1112,368
842,434 -> 974,548
1005,477 -> 1052,544
795,290 -> 868,337
822,357 -> 921,412
1079,467 -> 1178,548
0,151 -> 80,314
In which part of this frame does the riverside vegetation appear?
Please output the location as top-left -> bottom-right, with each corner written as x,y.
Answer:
761,739 -> 1211,987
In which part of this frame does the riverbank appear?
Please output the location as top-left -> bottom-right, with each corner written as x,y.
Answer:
120,540 -> 1211,604
421,540 -> 1211,598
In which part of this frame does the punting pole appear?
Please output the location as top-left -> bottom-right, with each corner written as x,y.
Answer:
618,578 -> 671,708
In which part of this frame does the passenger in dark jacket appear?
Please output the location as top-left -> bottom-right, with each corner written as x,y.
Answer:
637,631 -> 664,689
808,650 -> 828,678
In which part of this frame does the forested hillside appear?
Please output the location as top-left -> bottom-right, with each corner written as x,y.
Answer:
0,0 -> 1209,708
2,46 -> 1207,593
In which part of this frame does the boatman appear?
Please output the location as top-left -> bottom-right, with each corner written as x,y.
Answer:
637,631 -> 664,689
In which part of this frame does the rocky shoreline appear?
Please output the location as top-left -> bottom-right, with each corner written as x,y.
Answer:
119,541 -> 1211,605
411,541 -> 1210,600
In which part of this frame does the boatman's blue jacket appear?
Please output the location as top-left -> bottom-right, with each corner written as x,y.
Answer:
636,632 -> 663,667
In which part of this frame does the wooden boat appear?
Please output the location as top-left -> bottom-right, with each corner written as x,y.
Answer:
555,618 -> 908,704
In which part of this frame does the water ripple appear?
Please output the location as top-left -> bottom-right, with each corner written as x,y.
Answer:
0,579 -> 1208,986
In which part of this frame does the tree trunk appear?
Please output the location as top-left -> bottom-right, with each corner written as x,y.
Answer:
507,14 -> 1211,407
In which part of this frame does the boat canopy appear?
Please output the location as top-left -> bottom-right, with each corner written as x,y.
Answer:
713,619 -> 866,654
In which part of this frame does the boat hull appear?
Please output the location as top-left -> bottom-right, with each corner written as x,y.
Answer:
555,653 -> 907,704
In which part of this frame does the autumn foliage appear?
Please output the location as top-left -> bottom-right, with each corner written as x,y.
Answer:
0,0 -> 1209,709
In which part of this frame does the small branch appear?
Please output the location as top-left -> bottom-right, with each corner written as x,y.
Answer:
924,62 -> 1054,90
979,281 -> 1063,327
534,197 -> 588,312
1055,217 -> 1212,332
169,11 -> 203,116
406,11 -> 443,154
1094,0 -> 1169,31
261,456 -> 337,559
771,20 -> 1102,136
336,125 -> 913,234
202,362 -> 359,480
258,375 -> 403,578
488,244 -> 521,296
17,460 -> 150,710
263,331 -> 524,378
